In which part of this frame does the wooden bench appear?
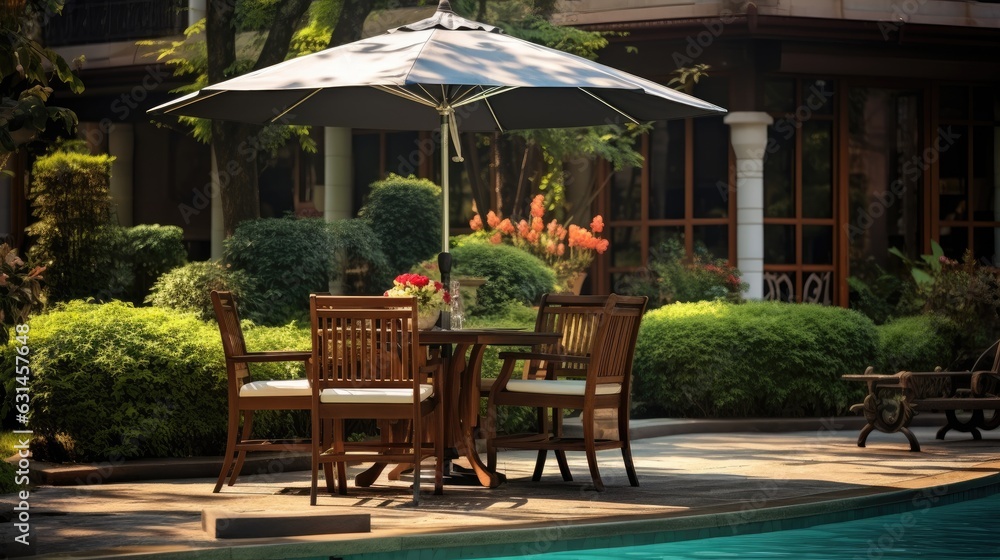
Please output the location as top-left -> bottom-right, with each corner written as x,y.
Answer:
843,367 -> 1000,451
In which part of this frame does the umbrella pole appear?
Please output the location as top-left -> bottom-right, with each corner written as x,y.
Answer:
440,112 -> 450,254
439,112 -> 451,330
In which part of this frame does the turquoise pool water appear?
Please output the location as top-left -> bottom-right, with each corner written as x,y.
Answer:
486,492 -> 1000,559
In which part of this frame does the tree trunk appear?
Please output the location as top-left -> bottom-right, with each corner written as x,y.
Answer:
329,0 -> 377,48
211,121 -> 260,237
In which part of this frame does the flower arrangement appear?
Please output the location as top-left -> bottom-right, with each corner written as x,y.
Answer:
469,194 -> 609,287
384,273 -> 451,312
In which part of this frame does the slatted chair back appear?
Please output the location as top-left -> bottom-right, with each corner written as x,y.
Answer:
310,295 -> 422,392
212,290 -> 251,384
528,294 -> 609,379
586,295 -> 648,397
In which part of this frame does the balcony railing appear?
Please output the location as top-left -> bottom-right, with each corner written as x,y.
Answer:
42,0 -> 187,47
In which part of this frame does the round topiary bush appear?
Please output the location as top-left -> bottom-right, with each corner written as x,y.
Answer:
358,174 -> 441,274
449,241 -> 555,315
876,315 -> 958,374
4,302 -> 311,462
224,217 -> 333,324
631,301 -> 876,418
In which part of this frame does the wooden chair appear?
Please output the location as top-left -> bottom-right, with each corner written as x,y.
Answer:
211,290 -> 312,493
309,295 -> 444,505
480,294 -> 610,482
485,294 -> 648,491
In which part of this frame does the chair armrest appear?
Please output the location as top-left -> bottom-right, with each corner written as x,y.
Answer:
496,351 -> 590,365
229,351 -> 311,363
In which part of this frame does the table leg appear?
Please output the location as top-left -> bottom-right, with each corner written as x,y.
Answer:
458,343 -> 499,487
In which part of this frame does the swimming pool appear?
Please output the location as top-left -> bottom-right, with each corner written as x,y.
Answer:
483,491 -> 1000,559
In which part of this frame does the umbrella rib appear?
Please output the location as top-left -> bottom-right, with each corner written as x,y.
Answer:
376,85 -> 438,107
578,88 -> 640,124
162,90 -> 227,113
482,96 -> 505,133
270,88 -> 323,123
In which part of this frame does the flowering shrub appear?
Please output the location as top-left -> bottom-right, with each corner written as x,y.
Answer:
618,239 -> 746,309
385,273 -> 451,312
469,194 -> 609,288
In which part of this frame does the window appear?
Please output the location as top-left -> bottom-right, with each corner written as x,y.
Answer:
936,85 -> 1000,265
762,78 -> 837,304
602,78 -> 733,293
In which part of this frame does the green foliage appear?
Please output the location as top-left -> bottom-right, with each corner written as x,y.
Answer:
225,217 -> 333,324
847,273 -> 911,325
0,302 -> 311,462
26,150 -> 128,301
618,239 -> 747,310
328,218 -> 392,295
358,174 -> 442,274
0,0 -> 82,165
449,241 -> 555,315
632,301 -> 875,418
0,461 -> 16,494
121,225 -> 188,303
8,301 -> 226,461
146,261 -> 252,322
0,244 -> 46,345
876,315 -> 958,374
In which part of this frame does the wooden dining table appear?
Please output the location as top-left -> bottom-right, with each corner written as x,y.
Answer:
354,328 -> 561,489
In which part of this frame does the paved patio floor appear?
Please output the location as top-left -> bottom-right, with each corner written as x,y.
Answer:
5,422 -> 1000,559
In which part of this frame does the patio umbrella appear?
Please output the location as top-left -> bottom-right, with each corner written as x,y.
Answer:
148,0 -> 725,252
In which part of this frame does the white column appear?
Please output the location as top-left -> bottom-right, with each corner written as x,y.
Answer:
324,127 -> 353,222
210,149 -> 224,260
724,112 -> 773,300
188,0 -> 207,28
108,123 -> 134,226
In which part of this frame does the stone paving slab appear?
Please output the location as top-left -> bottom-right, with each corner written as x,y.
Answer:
4,425 -> 1000,559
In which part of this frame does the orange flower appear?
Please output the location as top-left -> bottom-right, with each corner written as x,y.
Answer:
530,194 -> 545,219
590,215 -> 604,234
557,243 -> 565,256
490,232 -> 503,244
531,216 -> 545,233
470,214 -> 483,231
596,238 -> 610,254
517,219 -> 530,237
486,210 -> 501,229
499,218 -> 515,235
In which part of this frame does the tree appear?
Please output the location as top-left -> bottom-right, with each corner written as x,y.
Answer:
154,0 -> 383,236
0,0 -> 82,170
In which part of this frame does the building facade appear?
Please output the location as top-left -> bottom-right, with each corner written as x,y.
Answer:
4,0 -> 999,304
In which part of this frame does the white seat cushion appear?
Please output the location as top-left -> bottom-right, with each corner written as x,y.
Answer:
240,378 -> 310,398
319,384 -> 434,404
505,379 -> 621,396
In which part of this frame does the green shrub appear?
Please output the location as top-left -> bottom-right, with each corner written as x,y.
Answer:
9,301 -> 226,461
328,219 -> 392,295
121,224 -> 187,303
26,151 -> 126,301
876,315 -> 958,374
0,461 -> 16,494
358,174 -> 441,274
450,241 -> 555,315
632,301 -> 875,418
618,239 -> 746,310
146,261 -> 252,321
225,218 -> 333,324
0,302 -> 311,462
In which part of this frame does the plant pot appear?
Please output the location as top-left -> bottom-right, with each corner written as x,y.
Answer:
418,309 -> 440,330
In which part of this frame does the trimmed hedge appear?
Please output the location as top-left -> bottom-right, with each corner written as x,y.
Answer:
121,224 -> 187,303
875,315 -> 958,374
632,301 -> 876,418
224,218 -> 333,324
450,241 -> 555,315
1,302 -> 309,462
358,174 -> 442,275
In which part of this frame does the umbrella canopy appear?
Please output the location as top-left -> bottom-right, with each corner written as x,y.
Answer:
149,0 -> 726,250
